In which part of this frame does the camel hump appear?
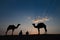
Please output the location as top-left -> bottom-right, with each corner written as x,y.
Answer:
9,25 -> 15,27
38,23 -> 46,26
8,25 -> 15,29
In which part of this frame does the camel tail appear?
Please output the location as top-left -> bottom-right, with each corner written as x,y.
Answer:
5,30 -> 8,35
5,31 -> 7,35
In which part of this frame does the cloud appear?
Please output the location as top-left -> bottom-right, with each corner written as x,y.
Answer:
32,16 -> 49,23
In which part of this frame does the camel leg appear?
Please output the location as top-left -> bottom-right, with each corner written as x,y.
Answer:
6,30 -> 9,35
12,30 -> 14,35
38,28 -> 40,34
6,31 -> 7,35
44,27 -> 47,32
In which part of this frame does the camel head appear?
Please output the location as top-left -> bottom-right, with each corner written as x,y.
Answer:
32,23 -> 35,26
18,24 -> 21,26
17,24 -> 21,28
32,23 -> 36,28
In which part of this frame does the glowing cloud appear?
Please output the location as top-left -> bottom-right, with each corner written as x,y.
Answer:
32,16 -> 49,23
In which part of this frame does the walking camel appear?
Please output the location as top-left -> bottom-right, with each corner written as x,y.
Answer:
32,23 -> 47,34
6,24 -> 20,35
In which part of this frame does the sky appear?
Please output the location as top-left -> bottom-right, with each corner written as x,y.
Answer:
0,0 -> 60,35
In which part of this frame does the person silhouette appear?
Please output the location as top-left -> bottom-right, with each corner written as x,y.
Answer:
19,30 -> 22,36
26,31 -> 29,35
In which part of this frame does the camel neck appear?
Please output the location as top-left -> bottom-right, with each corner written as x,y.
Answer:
17,25 -> 19,27
33,24 -> 37,28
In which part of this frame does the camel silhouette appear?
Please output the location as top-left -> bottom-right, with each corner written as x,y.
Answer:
6,24 -> 20,35
32,23 -> 47,34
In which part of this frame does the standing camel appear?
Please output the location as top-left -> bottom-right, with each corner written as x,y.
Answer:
32,23 -> 47,34
6,24 -> 20,35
